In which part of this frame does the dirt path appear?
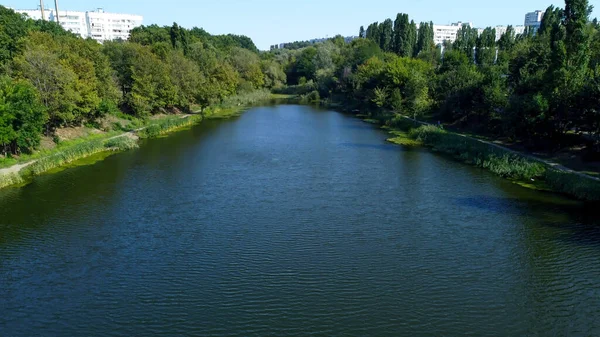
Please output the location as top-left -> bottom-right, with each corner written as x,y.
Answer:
0,161 -> 36,176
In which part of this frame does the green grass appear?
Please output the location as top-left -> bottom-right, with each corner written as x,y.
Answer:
407,125 -> 546,181
219,89 -> 272,109
203,107 -> 244,120
104,136 -> 139,151
15,134 -> 140,180
0,131 -> 121,169
386,129 -> 422,146
402,124 -> 600,201
0,172 -> 24,189
545,169 -> 600,201
0,91 -> 276,190
138,115 -> 201,139
23,140 -> 106,176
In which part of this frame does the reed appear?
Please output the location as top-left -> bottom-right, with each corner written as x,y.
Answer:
545,169 -> 600,201
219,89 -> 272,108
0,172 -> 24,189
138,116 -> 201,139
104,136 -> 139,151
408,125 -> 546,181
23,140 -> 106,176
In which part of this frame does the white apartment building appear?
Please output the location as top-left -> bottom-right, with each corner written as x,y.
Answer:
15,7 -> 142,42
524,10 -> 544,32
492,25 -> 526,41
432,22 -> 472,45
86,9 -> 143,43
51,10 -> 88,38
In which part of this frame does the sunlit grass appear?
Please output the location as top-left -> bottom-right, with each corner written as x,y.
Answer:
0,172 -> 24,189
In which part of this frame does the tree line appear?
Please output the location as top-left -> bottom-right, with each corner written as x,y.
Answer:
273,0 -> 599,153
0,6 -> 286,156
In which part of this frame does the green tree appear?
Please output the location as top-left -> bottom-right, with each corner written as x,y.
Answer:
408,20 -> 418,57
393,13 -> 409,55
372,87 -> 387,108
476,27 -> 497,66
366,22 -> 381,47
379,19 -> 394,52
229,47 -> 264,89
0,76 -> 46,154
416,22 -> 435,56
454,24 -> 478,61
0,7 -> 34,70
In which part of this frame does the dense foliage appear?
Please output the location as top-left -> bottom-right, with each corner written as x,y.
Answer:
272,0 -> 599,154
0,6 -> 284,155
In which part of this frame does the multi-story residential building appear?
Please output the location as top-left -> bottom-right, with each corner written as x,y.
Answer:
524,10 -> 544,32
86,9 -> 143,42
15,7 -> 142,42
432,22 -> 472,45
492,25 -> 526,40
51,10 -> 88,38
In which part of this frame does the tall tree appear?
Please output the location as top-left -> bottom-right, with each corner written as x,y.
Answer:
453,24 -> 478,61
0,77 -> 47,154
379,19 -> 394,52
475,27 -> 497,66
408,20 -> 418,57
359,26 -> 365,39
498,25 -> 516,51
366,22 -> 381,47
393,13 -> 410,56
416,22 -> 435,56
539,6 -> 563,35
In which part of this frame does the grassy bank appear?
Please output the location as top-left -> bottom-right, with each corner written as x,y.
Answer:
0,172 -> 24,189
0,91 -> 271,190
381,115 -> 600,201
138,115 -> 201,139
408,125 -> 546,181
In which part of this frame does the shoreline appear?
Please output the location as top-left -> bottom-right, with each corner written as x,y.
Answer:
3,98 -> 599,202
0,105 -> 247,190
340,107 -> 600,202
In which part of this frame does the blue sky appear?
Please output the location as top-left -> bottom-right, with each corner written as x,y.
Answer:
7,0 -> 600,50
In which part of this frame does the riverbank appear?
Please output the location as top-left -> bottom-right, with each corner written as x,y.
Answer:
0,91 -> 275,190
351,110 -> 600,202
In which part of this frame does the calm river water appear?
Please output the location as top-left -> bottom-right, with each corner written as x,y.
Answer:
1,105 -> 599,336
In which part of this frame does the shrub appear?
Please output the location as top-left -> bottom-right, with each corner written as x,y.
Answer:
306,90 -> 320,102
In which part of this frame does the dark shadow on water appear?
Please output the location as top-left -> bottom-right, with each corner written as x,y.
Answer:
338,142 -> 405,152
340,124 -> 376,130
456,195 -> 600,246
456,196 -> 533,216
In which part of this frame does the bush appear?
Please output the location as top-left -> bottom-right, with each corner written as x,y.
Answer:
272,81 -> 318,96
306,90 -> 320,102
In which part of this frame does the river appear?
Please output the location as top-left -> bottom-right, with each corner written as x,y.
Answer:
1,104 -> 599,336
